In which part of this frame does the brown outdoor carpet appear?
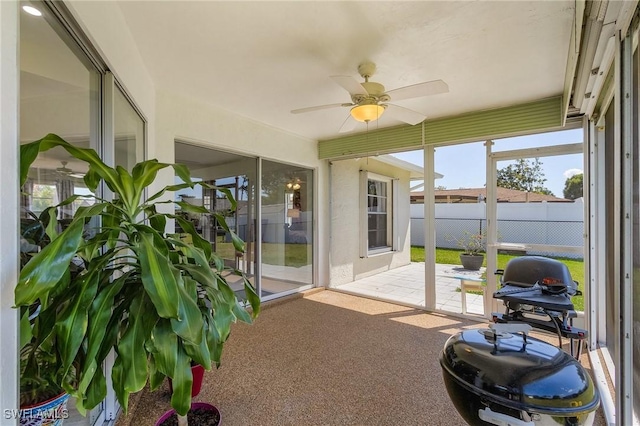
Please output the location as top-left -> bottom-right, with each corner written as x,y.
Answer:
117,289 -> 606,426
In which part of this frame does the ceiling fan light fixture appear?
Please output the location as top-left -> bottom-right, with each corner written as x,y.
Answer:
350,104 -> 385,122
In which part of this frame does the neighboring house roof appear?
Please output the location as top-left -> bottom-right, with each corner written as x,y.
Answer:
376,155 -> 443,180
410,187 -> 572,203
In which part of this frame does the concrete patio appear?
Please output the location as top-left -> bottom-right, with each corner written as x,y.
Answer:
334,262 -> 486,316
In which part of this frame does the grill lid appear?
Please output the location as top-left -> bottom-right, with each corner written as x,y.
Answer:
501,256 -> 577,295
439,326 -> 599,415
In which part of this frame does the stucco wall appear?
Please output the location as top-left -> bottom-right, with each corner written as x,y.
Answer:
330,158 -> 411,286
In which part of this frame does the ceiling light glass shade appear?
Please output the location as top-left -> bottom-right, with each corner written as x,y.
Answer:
350,104 -> 385,122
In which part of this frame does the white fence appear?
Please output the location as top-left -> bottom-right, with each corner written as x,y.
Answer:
410,200 -> 584,259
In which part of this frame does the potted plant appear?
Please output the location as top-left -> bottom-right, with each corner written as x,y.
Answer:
449,230 -> 486,271
15,134 -> 260,425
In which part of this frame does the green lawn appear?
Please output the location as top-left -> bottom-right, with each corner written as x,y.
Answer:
411,246 -> 585,311
215,239 -> 311,268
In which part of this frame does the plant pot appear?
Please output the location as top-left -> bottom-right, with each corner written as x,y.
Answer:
20,392 -> 69,426
155,402 -> 221,426
168,364 -> 205,397
459,253 -> 484,271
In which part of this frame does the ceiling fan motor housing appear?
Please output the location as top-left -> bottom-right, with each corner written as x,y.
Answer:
352,81 -> 390,105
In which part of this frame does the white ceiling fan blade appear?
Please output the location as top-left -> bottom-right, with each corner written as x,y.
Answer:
291,103 -> 351,114
338,114 -> 357,133
330,75 -> 369,96
384,104 -> 427,125
385,79 -> 449,101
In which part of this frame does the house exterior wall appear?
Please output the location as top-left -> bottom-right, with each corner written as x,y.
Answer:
330,158 -> 411,286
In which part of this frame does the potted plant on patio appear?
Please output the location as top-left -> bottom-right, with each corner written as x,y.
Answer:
449,230 -> 486,271
16,134 -> 260,426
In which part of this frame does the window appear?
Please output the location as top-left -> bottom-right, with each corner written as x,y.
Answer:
361,171 -> 397,256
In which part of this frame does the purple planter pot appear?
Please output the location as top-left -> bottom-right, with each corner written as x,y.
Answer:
155,402 -> 221,426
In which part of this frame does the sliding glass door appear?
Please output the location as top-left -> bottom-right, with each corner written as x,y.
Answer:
260,160 -> 313,296
174,144 -> 314,301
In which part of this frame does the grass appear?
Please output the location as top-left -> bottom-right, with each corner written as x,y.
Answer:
411,246 -> 585,311
215,239 -> 311,268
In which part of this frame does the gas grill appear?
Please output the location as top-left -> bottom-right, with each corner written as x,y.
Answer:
491,255 -> 587,359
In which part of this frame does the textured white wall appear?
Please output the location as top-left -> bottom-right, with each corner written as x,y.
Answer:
330,158 -> 411,286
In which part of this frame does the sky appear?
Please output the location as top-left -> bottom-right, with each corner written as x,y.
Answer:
391,128 -> 584,198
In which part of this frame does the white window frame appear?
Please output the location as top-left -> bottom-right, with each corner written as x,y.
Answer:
360,171 -> 398,257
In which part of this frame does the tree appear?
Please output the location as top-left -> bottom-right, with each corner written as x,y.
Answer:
497,158 -> 554,196
563,173 -> 583,200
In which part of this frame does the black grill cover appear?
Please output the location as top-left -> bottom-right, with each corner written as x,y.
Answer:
440,329 -> 599,418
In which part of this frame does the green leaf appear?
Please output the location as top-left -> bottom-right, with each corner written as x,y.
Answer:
55,270 -> 99,376
172,163 -> 193,187
20,134 -> 125,196
176,201 -> 209,214
84,368 -> 107,411
15,218 -> 84,306
135,231 -> 180,319
150,320 -> 177,377
204,313 -> 224,367
148,355 -> 166,391
83,168 -> 100,192
229,230 -> 246,254
115,165 -> 135,210
170,272 -> 204,345
175,263 -> 218,291
211,284 -> 235,343
116,295 -> 153,394
20,141 -> 41,187
132,160 -> 169,193
146,182 -> 191,204
170,345 -> 193,416
111,355 -> 129,413
243,276 -> 261,319
81,276 -> 126,382
44,206 -> 59,241
173,216 -> 212,261
19,309 -> 32,348
183,315 -> 212,370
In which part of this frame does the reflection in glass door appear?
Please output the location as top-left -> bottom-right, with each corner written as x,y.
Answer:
261,160 -> 313,296
174,143 -> 259,300
20,2 -> 105,423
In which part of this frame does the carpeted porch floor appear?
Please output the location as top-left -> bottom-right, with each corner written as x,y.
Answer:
116,289 -> 605,426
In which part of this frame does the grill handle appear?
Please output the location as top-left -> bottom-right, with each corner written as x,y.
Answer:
478,407 -> 535,426
494,269 -> 504,276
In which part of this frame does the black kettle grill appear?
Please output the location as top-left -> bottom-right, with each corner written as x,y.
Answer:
491,256 -> 586,359
440,324 -> 600,426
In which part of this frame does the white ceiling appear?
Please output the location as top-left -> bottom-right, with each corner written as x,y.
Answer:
116,1 -> 575,142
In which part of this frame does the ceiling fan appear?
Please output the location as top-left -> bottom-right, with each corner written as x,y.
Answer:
56,161 -> 85,179
291,62 -> 448,132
